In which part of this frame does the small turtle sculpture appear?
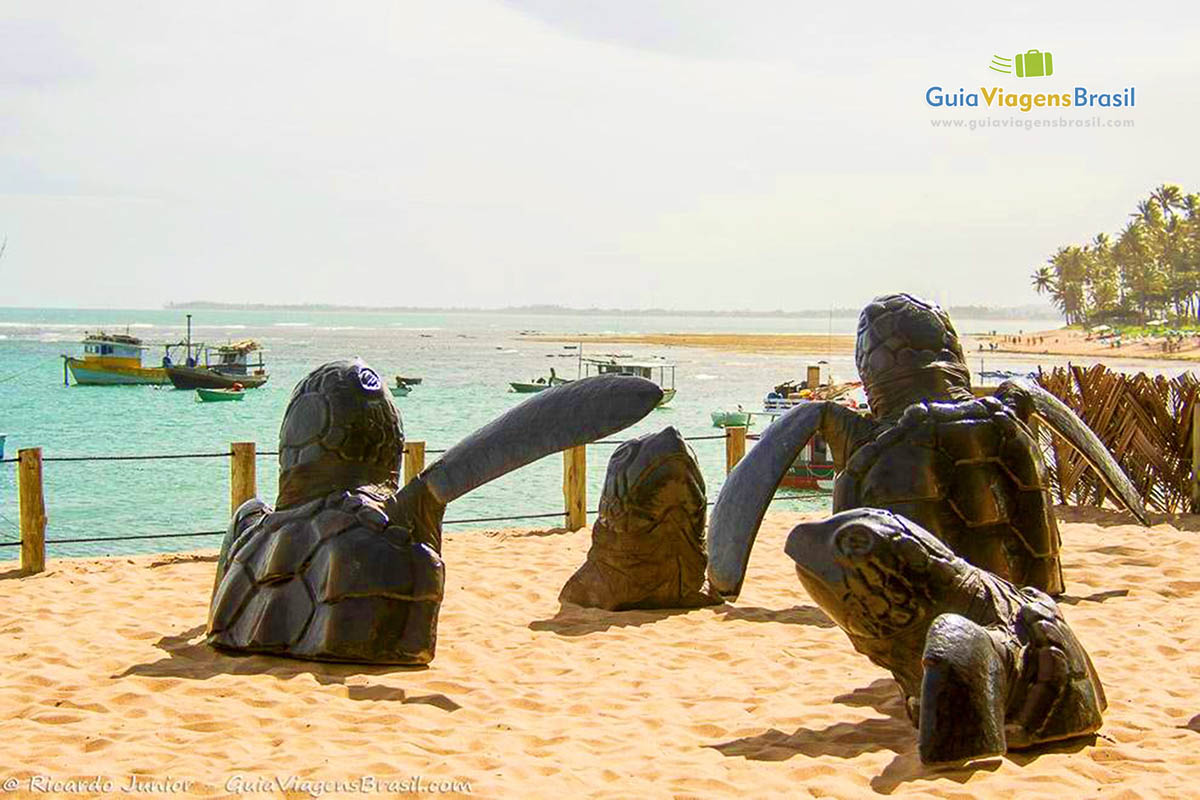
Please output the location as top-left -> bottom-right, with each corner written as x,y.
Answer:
207,359 -> 662,665
559,426 -> 720,610
784,508 -> 1106,765
708,293 -> 1148,598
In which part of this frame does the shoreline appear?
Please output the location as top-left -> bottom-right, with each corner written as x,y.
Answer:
526,329 -> 1200,364
1,509 -> 1197,798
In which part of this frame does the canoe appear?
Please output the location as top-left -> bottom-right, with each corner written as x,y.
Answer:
711,409 -> 751,428
196,387 -> 245,402
510,377 -> 570,393
390,384 -> 411,397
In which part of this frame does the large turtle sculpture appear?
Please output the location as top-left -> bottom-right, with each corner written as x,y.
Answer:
559,426 -> 720,610
783,508 -> 1106,765
707,293 -> 1148,598
207,359 -> 662,665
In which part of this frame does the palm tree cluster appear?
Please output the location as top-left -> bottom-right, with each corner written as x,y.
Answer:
1031,185 -> 1200,326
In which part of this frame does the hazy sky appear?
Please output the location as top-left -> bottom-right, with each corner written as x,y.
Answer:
2,1 -> 1197,310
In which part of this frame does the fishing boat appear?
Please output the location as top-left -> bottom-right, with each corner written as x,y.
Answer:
749,364 -> 864,491
581,358 -> 676,407
390,383 -> 412,398
62,331 -> 172,386
164,315 -> 269,390
196,386 -> 245,402
395,375 -> 423,386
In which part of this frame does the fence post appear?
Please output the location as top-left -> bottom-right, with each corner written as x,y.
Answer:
726,426 -> 747,475
1192,405 -> 1200,512
403,440 -> 426,485
563,445 -> 586,531
18,448 -> 46,574
230,442 -> 257,516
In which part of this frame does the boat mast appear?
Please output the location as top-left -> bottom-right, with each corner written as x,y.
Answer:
186,314 -> 193,366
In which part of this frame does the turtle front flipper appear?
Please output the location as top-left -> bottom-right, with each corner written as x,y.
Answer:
419,374 -> 663,506
996,378 -> 1148,526
919,613 -> 1008,765
707,401 -> 870,598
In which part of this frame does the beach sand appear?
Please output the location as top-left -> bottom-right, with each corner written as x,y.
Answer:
1,510 -> 1197,798
978,328 -> 1200,363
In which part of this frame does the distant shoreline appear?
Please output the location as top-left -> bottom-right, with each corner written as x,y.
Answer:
165,301 -> 1058,321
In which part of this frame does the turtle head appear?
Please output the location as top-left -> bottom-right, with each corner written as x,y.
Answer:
856,293 -> 972,420
786,508 -> 960,639
599,426 -> 705,530
276,359 -> 403,508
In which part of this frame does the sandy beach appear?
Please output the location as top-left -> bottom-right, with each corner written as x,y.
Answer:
978,328 -> 1200,363
1,509 -> 1197,798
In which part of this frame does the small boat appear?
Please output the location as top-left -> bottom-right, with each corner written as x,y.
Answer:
510,367 -> 570,393
711,408 -> 752,429
581,357 -> 676,407
510,375 -> 570,393
62,331 -> 173,386
165,315 -> 269,390
196,386 -> 245,402
395,375 -> 423,386
390,383 -> 412,398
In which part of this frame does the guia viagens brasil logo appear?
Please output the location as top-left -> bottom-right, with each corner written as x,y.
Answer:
926,50 -> 1134,112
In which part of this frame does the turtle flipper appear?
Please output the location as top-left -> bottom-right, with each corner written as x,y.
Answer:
422,374 -> 662,505
996,378 -> 1148,526
707,401 -> 865,598
919,613 -> 1008,765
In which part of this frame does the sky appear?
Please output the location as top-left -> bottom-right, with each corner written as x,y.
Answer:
1,1 -> 1197,311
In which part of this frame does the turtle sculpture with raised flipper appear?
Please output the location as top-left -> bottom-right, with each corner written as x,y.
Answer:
559,426 -> 720,610
207,359 -> 662,665
784,508 -> 1106,765
707,293 -> 1148,599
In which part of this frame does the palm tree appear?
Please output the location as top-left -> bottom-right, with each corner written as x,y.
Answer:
1031,265 -> 1055,295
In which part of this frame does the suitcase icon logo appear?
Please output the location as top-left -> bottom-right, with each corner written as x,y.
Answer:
988,50 -> 1054,78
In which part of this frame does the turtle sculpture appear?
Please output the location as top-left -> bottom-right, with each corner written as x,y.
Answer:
559,426 -> 720,610
207,359 -> 662,665
784,508 -> 1106,765
707,293 -> 1148,598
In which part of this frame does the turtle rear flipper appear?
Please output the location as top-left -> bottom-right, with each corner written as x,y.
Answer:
421,374 -> 663,505
919,613 -> 1007,765
996,378 -> 1148,526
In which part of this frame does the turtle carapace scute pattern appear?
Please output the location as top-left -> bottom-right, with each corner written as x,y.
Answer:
706,293 -> 1148,599
559,427 -> 720,611
786,508 -> 1106,765
207,359 -> 664,665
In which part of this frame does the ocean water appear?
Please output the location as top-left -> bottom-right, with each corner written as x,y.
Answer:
0,306 -> 1084,559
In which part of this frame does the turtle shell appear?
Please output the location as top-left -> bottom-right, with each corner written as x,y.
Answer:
207,489 -> 444,664
833,395 -> 1063,594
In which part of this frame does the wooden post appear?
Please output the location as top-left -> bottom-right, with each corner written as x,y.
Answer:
563,445 -> 586,531
1192,404 -> 1200,512
402,440 -> 426,486
726,426 -> 747,474
18,448 -> 46,574
230,442 -> 257,515
806,364 -> 822,389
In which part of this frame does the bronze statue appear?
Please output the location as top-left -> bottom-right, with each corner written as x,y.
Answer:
708,293 -> 1148,598
560,427 -> 720,610
783,508 -> 1106,765
207,360 -> 662,664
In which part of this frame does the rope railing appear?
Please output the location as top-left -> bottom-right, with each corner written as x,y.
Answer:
0,427 -> 772,569
0,431 -> 732,466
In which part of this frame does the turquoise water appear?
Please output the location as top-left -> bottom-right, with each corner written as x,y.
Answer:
0,307 -> 1063,559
